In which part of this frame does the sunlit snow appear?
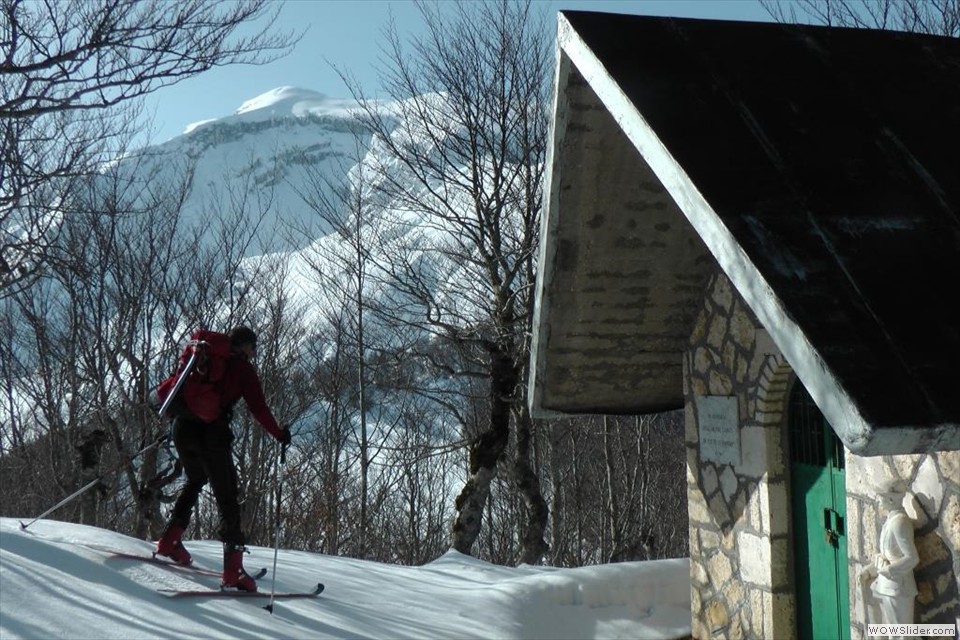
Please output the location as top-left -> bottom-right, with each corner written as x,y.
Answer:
0,518 -> 691,639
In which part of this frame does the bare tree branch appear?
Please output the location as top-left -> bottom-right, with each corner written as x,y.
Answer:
1,0 -> 300,295
760,0 -> 959,36
338,0 -> 551,564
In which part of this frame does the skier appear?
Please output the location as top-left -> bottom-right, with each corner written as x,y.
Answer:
155,326 -> 291,592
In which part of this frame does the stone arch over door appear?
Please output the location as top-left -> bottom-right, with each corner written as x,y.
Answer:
684,271 -> 860,639
749,350 -> 797,635
755,352 -> 850,639
756,362 -> 850,639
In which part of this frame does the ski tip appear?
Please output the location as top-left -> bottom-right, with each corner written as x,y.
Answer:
18,521 -> 27,530
314,583 -> 325,595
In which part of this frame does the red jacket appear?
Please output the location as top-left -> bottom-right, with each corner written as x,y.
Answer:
218,351 -> 283,441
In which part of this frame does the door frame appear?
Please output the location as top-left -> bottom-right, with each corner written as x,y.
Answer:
786,378 -> 851,640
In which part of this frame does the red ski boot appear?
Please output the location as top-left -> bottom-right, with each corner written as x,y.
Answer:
155,524 -> 192,566
221,544 -> 258,592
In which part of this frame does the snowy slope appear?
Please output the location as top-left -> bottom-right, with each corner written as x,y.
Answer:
128,86 -> 374,255
0,518 -> 692,639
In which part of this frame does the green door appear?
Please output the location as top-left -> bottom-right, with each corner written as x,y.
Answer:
789,382 -> 850,640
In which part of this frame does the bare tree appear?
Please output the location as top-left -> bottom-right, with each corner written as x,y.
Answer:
289,299 -> 365,555
292,136 -> 383,557
542,413 -> 687,567
343,0 -> 551,565
384,402 -> 458,564
0,151 -> 194,532
0,130 -> 298,537
225,252 -> 307,545
1,0 -> 299,294
761,0 -> 959,36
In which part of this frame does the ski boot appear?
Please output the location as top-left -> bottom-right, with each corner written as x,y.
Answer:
155,524 -> 193,566
221,543 -> 258,592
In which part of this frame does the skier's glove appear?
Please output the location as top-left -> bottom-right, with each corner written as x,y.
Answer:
278,426 -> 292,446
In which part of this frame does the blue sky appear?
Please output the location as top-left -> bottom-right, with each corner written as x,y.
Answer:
140,0 -> 773,145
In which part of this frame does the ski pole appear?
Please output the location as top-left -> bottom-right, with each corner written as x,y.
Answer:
264,441 -> 288,614
157,349 -> 198,419
19,433 -> 169,531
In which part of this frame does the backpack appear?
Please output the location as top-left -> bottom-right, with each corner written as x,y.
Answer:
156,330 -> 233,423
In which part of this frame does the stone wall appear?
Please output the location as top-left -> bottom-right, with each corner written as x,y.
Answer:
684,271 -> 794,639
685,270 -> 960,639
844,452 -> 960,638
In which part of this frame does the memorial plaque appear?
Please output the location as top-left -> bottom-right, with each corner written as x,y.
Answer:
697,395 -> 740,465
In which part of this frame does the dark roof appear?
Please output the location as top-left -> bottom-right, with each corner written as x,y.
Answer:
529,12 -> 960,455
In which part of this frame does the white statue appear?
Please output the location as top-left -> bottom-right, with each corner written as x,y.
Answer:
858,479 -> 919,636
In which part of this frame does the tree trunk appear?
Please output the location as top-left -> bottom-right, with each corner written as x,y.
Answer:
514,405 -> 547,565
450,348 -> 513,554
636,415 -> 654,559
548,425 -> 565,566
357,243 -> 369,558
603,416 -> 621,562
76,429 -> 108,526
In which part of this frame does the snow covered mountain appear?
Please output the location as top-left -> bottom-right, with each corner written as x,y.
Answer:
130,86 -> 376,255
136,85 -> 494,333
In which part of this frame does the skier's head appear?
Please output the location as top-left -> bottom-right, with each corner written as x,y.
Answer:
229,326 -> 258,353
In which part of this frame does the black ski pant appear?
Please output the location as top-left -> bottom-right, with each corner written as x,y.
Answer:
168,416 -> 245,546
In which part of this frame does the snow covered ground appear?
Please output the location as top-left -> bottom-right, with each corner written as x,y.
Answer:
0,518 -> 691,639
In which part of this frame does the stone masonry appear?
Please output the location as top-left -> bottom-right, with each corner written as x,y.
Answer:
845,453 -> 959,638
683,270 -> 959,639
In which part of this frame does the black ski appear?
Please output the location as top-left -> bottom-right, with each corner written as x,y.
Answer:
106,551 -> 267,580
159,582 -> 324,599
